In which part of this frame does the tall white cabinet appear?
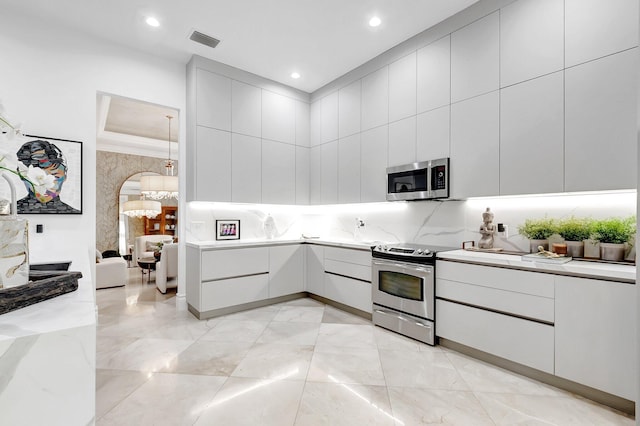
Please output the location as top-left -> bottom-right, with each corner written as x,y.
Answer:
187,56 -> 311,204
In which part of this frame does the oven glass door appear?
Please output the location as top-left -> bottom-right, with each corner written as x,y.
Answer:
372,259 -> 434,320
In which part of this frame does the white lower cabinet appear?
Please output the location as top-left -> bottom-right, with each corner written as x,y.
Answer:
305,245 -> 325,296
269,244 -> 304,298
323,247 -> 372,313
324,273 -> 372,313
436,299 -> 554,373
202,274 -> 269,311
555,276 -> 636,400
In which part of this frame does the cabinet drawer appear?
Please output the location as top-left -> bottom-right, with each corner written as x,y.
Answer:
201,274 -> 269,311
324,273 -> 372,313
437,279 -> 554,323
201,247 -> 269,281
324,259 -> 371,282
436,260 -> 554,298
436,299 -> 554,373
324,247 -> 371,266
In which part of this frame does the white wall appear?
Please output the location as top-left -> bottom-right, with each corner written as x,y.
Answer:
0,10 -> 186,289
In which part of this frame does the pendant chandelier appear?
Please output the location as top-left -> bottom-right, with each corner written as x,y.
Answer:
122,196 -> 162,218
140,114 -> 178,200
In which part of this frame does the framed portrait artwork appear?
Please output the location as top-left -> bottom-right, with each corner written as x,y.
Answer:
216,220 -> 240,240
0,135 -> 82,214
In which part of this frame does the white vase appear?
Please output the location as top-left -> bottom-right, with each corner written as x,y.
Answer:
0,173 -> 29,289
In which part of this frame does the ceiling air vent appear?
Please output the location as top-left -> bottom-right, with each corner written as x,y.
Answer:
189,30 -> 220,49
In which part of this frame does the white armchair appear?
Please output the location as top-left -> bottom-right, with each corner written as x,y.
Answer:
134,235 -> 173,263
156,243 -> 178,293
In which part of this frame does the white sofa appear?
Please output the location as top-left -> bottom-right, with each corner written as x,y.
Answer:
134,235 -> 173,263
156,243 -> 178,294
96,256 -> 127,289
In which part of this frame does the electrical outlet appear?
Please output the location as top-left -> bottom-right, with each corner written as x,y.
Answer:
497,223 -> 508,238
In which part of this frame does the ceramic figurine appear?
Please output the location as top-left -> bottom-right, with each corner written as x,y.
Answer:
478,207 -> 496,249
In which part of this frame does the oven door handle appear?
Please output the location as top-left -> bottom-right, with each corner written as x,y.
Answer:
373,260 -> 433,274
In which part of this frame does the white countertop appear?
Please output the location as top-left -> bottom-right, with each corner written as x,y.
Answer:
437,249 -> 636,283
0,276 -> 96,340
186,238 -> 378,251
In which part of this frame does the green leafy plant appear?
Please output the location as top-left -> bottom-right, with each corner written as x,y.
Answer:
591,216 -> 636,244
517,218 -> 557,240
557,217 -> 593,242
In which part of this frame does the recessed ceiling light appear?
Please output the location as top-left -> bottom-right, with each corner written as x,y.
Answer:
291,72 -> 301,79
146,17 -> 160,27
369,16 -> 381,27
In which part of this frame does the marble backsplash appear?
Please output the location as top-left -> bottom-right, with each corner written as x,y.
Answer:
185,191 -> 637,252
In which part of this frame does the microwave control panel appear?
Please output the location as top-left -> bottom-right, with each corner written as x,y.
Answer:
432,165 -> 447,190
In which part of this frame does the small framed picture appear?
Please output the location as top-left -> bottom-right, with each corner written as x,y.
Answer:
216,219 -> 240,240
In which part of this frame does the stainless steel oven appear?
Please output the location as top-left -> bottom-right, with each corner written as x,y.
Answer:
371,244 -> 453,345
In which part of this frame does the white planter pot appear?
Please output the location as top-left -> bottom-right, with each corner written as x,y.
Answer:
529,239 -> 548,253
565,240 -> 584,258
583,239 -> 600,259
600,243 -> 626,262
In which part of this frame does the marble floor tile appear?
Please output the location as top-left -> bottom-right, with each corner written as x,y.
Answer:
198,319 -> 267,343
231,343 -> 313,380
95,276 -> 634,425
316,323 -> 378,349
97,337 -> 193,373
95,369 -> 149,420
379,348 -> 469,391
160,340 -> 253,376
273,306 -> 325,323
445,351 -> 569,397
307,346 -> 386,386
295,382 -> 395,426
387,387 -> 495,425
256,321 -> 320,345
321,305 -> 371,325
373,326 -> 427,352
194,377 -> 305,426
475,392 -> 634,426
98,372 -> 227,426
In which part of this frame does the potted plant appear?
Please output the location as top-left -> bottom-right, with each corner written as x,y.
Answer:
518,218 -> 556,253
591,216 -> 636,261
556,217 -> 593,258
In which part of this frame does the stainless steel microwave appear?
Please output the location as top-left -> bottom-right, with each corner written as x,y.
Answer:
386,158 -> 449,201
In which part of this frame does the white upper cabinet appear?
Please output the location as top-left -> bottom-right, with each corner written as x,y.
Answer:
451,12 -> 499,103
360,125 -> 388,202
389,52 -> 417,122
450,91 -> 499,198
309,146 -> 322,204
196,126 -> 231,201
196,69 -> 231,131
338,134 -> 361,204
295,147 -> 310,205
500,0 -> 564,87
321,141 -> 338,204
310,100 -> 321,147
232,133 -> 261,203
565,0 -> 638,67
361,67 -> 389,131
388,116 -> 416,167
565,50 -> 638,192
321,91 -> 339,143
262,90 -> 295,144
338,80 -> 361,139
500,72 -> 564,195
417,36 -> 451,114
231,80 -> 261,137
295,101 -> 310,147
417,106 -> 450,161
262,139 -> 296,204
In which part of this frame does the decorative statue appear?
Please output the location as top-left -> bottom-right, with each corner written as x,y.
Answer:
478,207 -> 496,249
